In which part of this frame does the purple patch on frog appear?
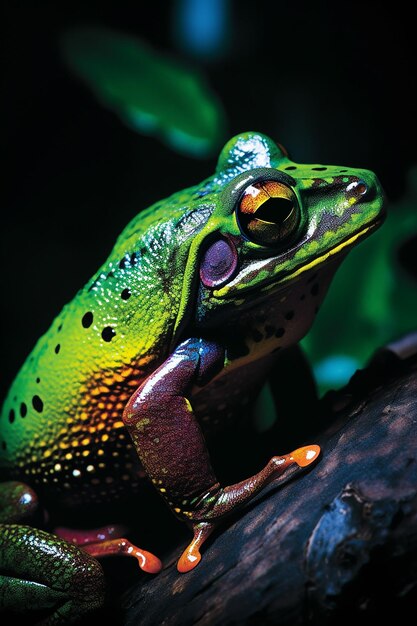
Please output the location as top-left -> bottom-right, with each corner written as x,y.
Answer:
200,238 -> 238,288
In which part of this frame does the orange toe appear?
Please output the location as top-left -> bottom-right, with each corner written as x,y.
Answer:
177,545 -> 202,573
290,444 -> 321,467
136,549 -> 163,574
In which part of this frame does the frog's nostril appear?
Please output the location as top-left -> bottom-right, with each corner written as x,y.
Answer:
346,179 -> 368,200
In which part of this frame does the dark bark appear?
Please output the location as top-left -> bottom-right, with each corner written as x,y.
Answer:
121,343 -> 417,626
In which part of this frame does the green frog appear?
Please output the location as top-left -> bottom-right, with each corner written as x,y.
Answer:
0,132 -> 385,623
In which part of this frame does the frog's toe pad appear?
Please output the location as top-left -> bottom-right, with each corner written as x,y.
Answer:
177,544 -> 202,573
290,444 -> 321,467
82,538 -> 162,573
137,549 -> 163,574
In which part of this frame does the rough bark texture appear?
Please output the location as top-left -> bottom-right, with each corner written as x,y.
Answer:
121,346 -> 417,626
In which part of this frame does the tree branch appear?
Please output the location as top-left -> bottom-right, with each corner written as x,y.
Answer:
122,347 -> 417,625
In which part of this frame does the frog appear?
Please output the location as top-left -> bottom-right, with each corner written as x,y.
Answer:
0,132 -> 385,624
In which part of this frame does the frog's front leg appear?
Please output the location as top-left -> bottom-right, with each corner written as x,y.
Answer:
123,338 -> 320,573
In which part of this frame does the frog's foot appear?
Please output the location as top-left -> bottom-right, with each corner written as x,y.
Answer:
82,538 -> 162,574
55,524 -> 162,574
177,444 -> 321,573
177,522 -> 217,573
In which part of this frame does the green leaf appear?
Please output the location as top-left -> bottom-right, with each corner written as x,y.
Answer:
60,26 -> 226,157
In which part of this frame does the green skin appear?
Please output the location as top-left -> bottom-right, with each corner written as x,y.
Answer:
0,133 -> 385,622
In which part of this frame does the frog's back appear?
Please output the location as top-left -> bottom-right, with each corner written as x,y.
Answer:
0,183 -> 213,505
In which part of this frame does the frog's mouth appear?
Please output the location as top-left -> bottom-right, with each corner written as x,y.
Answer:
213,212 -> 385,300
265,217 -> 383,289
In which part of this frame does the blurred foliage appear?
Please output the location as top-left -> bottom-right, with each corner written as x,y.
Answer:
302,166 -> 417,395
60,26 -> 226,157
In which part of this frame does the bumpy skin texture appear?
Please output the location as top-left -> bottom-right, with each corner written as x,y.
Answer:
0,133 -> 384,507
0,524 -> 105,624
0,132 -> 385,615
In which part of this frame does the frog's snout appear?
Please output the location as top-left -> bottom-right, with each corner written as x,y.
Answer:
337,169 -> 386,220
345,169 -> 385,210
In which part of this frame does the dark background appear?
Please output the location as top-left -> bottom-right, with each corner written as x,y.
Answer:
1,0 -> 416,400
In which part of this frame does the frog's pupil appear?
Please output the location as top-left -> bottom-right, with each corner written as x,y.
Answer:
256,197 -> 294,224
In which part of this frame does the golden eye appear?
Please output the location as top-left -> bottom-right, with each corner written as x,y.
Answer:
237,180 -> 300,246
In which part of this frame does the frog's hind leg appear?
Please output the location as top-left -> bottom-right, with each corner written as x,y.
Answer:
122,337 -> 321,573
0,482 -> 106,623
55,524 -> 162,574
0,523 -> 105,625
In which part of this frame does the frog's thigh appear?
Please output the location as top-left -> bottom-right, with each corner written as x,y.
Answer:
123,337 -> 225,510
0,524 -> 105,624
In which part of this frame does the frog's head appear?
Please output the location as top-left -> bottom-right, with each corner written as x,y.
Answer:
174,132 -> 385,350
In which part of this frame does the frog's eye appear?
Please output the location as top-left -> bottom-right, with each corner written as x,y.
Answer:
237,180 -> 300,246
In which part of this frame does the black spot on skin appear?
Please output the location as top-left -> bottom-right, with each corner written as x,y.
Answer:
9,409 -> 15,423
140,246 -> 147,256
264,325 -> 275,338
102,327 -> 116,342
57,324 -> 63,332
252,329 -> 263,342
272,346 -> 282,353
119,258 -> 126,270
32,395 -> 44,413
36,377 -> 41,384
275,328 -> 285,338
285,310 -> 294,320
107,271 -> 114,279
311,283 -> 319,296
284,166 -> 297,170
130,252 -> 137,265
55,344 -> 61,354
82,312 -> 93,328
20,403 -> 27,418
121,288 -> 131,300
339,169 -> 348,173
312,167 -> 327,171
